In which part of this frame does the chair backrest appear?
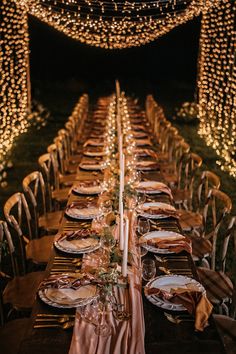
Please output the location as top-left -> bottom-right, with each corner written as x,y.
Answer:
0,220 -> 19,277
196,170 -> 221,212
3,194 -> 33,274
46,144 -> 61,189
22,171 -> 48,237
160,126 -> 179,154
177,152 -> 202,191
202,188 -> 232,270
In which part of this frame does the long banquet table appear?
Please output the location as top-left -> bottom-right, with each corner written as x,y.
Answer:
16,96 -> 225,354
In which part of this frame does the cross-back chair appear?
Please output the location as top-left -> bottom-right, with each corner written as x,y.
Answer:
197,215 -> 236,316
4,193 -> 55,266
178,170 -> 221,232
38,153 -> 70,206
22,171 -> 63,235
172,152 -> 203,209
0,220 -> 45,314
191,188 -> 232,271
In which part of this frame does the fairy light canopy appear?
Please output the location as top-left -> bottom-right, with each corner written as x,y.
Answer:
23,0 -> 218,49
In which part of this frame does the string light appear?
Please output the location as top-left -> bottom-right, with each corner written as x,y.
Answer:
0,0 -> 30,175
198,0 -> 236,176
26,0 -> 218,49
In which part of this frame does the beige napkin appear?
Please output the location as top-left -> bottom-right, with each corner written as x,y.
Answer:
146,286 -> 213,331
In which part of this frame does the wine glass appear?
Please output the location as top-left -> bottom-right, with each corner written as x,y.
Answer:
137,218 -> 150,236
94,301 -> 112,337
142,258 -> 156,281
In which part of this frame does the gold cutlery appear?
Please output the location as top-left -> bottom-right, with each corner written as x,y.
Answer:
158,266 -> 193,276
164,313 -> 194,324
34,321 -> 75,329
37,314 -> 75,318
35,315 -> 75,323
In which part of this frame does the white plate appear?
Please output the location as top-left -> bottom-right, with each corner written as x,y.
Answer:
136,161 -> 159,171
135,139 -> 152,146
135,181 -> 172,196
83,139 -> 104,147
54,236 -> 101,254
84,150 -> 105,157
137,202 -> 176,219
65,206 -> 100,220
79,163 -> 103,171
72,185 -> 101,195
38,283 -> 98,308
145,275 -> 206,311
141,230 -> 185,254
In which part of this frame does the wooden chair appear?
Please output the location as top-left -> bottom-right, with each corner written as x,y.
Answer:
0,220 -> 45,313
191,188 -> 232,270
213,314 -> 236,354
197,215 -> 236,315
38,153 -> 70,207
47,143 -> 77,187
171,152 -> 203,209
4,193 -> 55,266
178,170 -> 221,232
22,171 -> 63,235
160,141 -> 190,186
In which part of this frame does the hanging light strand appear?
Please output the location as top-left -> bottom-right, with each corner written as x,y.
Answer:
198,0 -> 236,176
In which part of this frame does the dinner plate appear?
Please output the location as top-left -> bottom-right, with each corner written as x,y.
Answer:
79,162 -> 103,171
141,230 -> 185,254
135,181 -> 172,196
136,161 -> 159,171
135,139 -> 152,146
83,150 -> 106,157
54,236 -> 101,254
72,184 -> 101,195
137,202 -> 176,219
83,139 -> 104,147
38,283 -> 98,308
145,275 -> 206,311
65,205 -> 100,220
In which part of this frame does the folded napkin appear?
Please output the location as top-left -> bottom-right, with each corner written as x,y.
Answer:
68,200 -> 97,209
75,179 -> 100,187
135,148 -> 158,159
83,139 -> 104,147
146,235 -> 192,254
136,181 -> 173,198
136,161 -> 159,170
146,286 -> 213,331
132,131 -> 148,138
142,207 -> 179,219
135,139 -> 152,146
46,285 -> 97,302
39,273 -> 96,290
58,229 -> 99,242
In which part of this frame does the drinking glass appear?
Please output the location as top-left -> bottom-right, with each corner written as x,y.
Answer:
137,218 -> 150,235
142,258 -> 156,281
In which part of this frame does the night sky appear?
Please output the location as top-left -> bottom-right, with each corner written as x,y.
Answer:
28,15 -> 201,103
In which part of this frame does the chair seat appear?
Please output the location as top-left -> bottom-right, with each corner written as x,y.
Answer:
197,267 -> 234,304
191,237 -> 212,259
0,318 -> 31,354
178,210 -> 203,231
26,235 -> 55,264
172,189 -> 191,204
3,271 -> 46,310
213,314 -> 236,354
52,187 -> 70,203
39,210 -> 63,233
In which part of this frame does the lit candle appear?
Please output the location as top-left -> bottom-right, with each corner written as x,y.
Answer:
122,216 -> 129,277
